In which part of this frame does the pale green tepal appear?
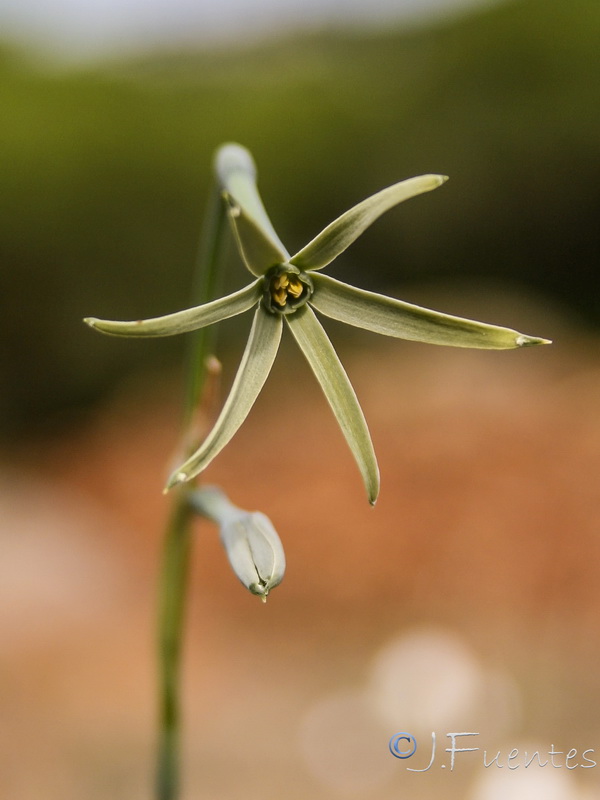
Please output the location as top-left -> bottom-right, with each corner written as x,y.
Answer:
85,143 -> 550,504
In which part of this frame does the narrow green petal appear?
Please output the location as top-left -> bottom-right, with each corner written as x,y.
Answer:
310,274 -> 552,349
224,193 -> 289,276
84,280 -> 261,337
290,174 -> 448,272
166,307 -> 282,489
286,305 -> 380,504
215,143 -> 289,274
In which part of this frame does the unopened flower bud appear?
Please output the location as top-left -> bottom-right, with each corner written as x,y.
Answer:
189,486 -> 285,601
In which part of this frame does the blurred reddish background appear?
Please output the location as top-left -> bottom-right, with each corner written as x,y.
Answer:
2,3 -> 599,793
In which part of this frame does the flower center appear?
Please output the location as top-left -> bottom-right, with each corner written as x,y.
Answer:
263,265 -> 313,315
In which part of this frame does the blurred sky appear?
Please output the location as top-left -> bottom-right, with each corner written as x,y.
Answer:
0,0 -> 506,58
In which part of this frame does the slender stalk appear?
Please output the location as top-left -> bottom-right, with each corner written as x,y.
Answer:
183,186 -> 230,427
156,184 -> 229,800
156,494 -> 193,800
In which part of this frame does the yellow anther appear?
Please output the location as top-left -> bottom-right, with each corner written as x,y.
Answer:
268,269 -> 309,311
273,288 -> 287,306
287,279 -> 303,298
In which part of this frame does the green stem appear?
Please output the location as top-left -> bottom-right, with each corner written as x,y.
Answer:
156,495 -> 193,800
183,186 -> 230,427
156,182 -> 229,800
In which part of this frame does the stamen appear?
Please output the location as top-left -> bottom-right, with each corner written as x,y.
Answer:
264,266 -> 313,314
273,288 -> 287,306
287,279 -> 303,298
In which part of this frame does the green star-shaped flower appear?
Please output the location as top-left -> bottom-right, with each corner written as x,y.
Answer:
85,143 -> 549,504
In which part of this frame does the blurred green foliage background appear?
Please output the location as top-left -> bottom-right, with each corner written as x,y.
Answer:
1,0 -> 598,437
